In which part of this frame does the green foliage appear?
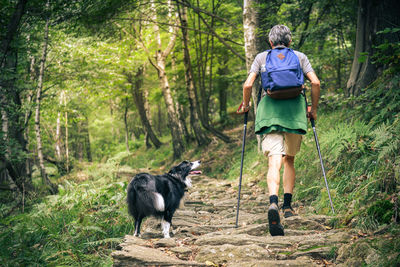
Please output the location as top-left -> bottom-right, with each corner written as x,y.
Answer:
367,200 -> 394,225
0,162 -> 134,266
373,27 -> 400,67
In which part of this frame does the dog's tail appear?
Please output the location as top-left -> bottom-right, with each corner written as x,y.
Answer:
127,181 -> 165,218
127,181 -> 137,218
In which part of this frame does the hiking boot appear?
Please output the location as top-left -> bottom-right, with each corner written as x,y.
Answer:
282,206 -> 297,218
268,203 -> 284,236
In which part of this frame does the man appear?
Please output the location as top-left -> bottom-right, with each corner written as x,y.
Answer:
238,25 -> 320,236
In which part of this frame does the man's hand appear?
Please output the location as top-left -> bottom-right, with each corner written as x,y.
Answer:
237,102 -> 251,114
307,106 -> 317,120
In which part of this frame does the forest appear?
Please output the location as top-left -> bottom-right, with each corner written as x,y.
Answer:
1,0 -> 399,266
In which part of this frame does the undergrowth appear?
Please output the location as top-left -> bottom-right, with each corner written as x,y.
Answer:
0,159 -> 135,266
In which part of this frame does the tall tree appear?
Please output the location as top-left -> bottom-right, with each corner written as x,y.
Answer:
243,0 -> 261,149
347,0 -> 400,96
176,3 -> 210,146
125,67 -> 162,149
132,2 -> 185,158
34,7 -> 58,194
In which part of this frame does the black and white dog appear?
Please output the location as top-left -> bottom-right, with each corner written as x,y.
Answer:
127,160 -> 201,238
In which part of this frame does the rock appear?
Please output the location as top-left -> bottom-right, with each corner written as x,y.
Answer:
283,216 -> 326,231
290,246 -> 332,259
170,246 -> 192,255
119,235 -> 150,248
112,244 -> 200,266
154,238 -> 177,248
227,258 -> 317,267
195,244 -> 272,264
194,234 -> 263,246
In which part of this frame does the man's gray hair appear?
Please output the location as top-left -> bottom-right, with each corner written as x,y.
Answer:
268,25 -> 292,47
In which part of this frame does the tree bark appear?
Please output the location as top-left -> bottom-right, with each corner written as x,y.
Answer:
83,115 -> 92,162
346,0 -> 400,96
217,59 -> 229,123
34,15 -> 57,194
190,2 -> 231,143
177,4 -> 210,146
0,0 -> 28,67
123,95 -> 130,153
243,0 -> 261,149
55,91 -> 63,160
126,68 -> 162,149
152,2 -> 185,158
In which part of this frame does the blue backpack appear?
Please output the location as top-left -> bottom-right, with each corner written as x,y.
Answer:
260,47 -> 304,99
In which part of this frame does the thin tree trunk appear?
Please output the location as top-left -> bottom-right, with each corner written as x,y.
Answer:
64,93 -> 69,172
34,15 -> 57,194
243,0 -> 261,150
55,92 -> 63,160
217,58 -> 229,123
0,96 -> 19,192
152,2 -> 185,158
126,68 -> 162,148
84,116 -> 92,162
24,54 -> 35,178
124,95 -> 130,153
143,84 -> 152,148
190,2 -> 230,143
176,4 -> 210,146
337,33 -> 342,89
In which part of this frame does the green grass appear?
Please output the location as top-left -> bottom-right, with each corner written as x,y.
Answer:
0,163 -> 135,266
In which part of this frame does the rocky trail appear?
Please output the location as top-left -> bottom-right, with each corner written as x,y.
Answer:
112,172 -> 360,266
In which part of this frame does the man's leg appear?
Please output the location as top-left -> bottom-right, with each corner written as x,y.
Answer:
262,134 -> 285,236
267,154 -> 283,198
267,155 -> 285,236
282,133 -> 302,217
283,155 -> 295,194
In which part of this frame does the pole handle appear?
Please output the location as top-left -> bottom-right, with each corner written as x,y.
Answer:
306,105 -> 316,127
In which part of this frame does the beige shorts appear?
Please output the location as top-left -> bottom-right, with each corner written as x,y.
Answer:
262,132 -> 302,157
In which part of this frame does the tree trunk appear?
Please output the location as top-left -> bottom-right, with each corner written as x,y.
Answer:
126,68 -> 162,148
55,91 -> 63,160
177,4 -> 210,146
24,54 -> 35,178
0,96 -> 20,192
217,59 -> 229,123
243,0 -> 261,149
83,115 -> 92,162
34,16 -> 57,194
346,0 -> 400,96
152,2 -> 185,158
0,0 -> 28,67
143,84 -> 152,148
123,95 -> 130,153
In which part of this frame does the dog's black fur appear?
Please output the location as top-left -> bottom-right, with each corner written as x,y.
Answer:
127,160 -> 201,238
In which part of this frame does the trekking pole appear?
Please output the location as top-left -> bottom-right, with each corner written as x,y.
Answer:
306,104 -> 335,214
235,103 -> 249,228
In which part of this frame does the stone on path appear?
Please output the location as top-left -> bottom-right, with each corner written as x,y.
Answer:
112,174 -> 356,266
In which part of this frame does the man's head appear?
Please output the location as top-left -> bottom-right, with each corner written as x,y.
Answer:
268,25 -> 292,47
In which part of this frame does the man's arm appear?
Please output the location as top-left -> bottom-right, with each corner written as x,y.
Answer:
238,72 -> 257,113
305,71 -> 320,120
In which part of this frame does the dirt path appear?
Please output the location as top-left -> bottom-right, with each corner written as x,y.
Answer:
112,174 -> 352,266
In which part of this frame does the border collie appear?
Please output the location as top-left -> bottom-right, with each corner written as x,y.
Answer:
127,160 -> 201,238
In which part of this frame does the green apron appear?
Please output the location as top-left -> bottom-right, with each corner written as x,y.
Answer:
255,94 -> 307,135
